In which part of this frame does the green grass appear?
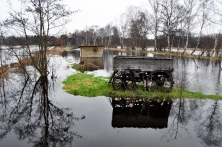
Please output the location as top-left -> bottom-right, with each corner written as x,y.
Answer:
72,64 -> 80,70
63,73 -> 113,97
62,72 -> 222,99
63,46 -> 73,51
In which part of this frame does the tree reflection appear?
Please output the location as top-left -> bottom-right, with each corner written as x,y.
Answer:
161,98 -> 191,141
162,58 -> 205,141
0,75 -> 84,147
195,101 -> 222,147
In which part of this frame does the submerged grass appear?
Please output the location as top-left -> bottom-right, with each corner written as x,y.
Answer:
63,72 -> 222,99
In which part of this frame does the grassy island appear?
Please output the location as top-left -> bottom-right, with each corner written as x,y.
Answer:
62,72 -> 222,100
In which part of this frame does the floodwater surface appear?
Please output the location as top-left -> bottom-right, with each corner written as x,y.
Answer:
0,49 -> 222,147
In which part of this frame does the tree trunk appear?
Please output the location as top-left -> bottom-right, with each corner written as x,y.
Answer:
182,32 -> 189,55
211,34 -> 218,57
167,34 -> 170,52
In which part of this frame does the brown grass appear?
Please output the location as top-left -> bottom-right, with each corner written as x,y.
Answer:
47,46 -> 64,55
0,65 -> 9,79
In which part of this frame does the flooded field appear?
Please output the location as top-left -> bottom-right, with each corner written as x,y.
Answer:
0,49 -> 222,147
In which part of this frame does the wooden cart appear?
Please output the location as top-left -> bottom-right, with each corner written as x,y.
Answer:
110,55 -> 174,92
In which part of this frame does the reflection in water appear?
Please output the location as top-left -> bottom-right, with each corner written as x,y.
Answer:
80,57 -> 104,69
195,100 -> 222,147
0,75 -> 84,146
2,49 -> 222,147
161,97 -> 194,141
111,98 -> 172,129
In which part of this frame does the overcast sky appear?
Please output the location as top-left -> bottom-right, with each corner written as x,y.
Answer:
63,0 -> 148,32
0,0 -> 148,32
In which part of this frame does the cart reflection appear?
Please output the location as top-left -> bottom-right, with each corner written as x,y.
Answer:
111,98 -> 172,129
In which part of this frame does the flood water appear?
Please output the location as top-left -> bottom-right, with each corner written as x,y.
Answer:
0,49 -> 222,147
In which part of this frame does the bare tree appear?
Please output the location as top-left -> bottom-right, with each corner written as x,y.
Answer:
148,0 -> 162,51
182,0 -> 198,55
116,13 -> 129,49
137,11 -> 150,50
127,6 -> 141,50
191,0 -> 213,55
90,25 -> 99,45
211,33 -> 218,57
98,27 -> 106,46
105,22 -> 113,48
3,0 -> 75,78
160,0 -> 185,52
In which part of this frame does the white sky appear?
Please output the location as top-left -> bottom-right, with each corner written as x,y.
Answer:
0,0 -> 148,33
1,0 -> 221,35
65,0 -> 149,32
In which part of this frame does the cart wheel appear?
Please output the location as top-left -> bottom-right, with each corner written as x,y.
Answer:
149,72 -> 173,92
145,75 -> 155,91
112,72 -> 136,91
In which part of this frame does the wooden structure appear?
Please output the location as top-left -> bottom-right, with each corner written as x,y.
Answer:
111,55 -> 174,92
79,46 -> 104,57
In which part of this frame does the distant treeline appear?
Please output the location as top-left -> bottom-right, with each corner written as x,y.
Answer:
2,33 -> 222,52
1,35 -> 57,46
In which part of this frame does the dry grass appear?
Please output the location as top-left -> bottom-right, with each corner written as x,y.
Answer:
47,46 -> 64,55
0,65 -> 9,79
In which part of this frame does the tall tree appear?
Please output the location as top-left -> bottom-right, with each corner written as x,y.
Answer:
116,13 -> 129,49
148,0 -> 162,51
3,0 -> 74,77
112,26 -> 120,47
90,25 -> 99,45
191,0 -> 213,55
161,0 -> 185,52
127,6 -> 141,50
182,0 -> 198,55
137,11 -> 150,50
105,23 -> 113,48
98,27 -> 106,46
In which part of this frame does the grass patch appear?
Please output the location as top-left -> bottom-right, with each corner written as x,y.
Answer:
63,73 -> 112,97
63,46 -> 75,51
63,72 -> 222,99
71,63 -> 100,72
72,64 -> 80,70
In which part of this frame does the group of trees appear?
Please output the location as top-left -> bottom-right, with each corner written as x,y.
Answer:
59,0 -> 222,57
2,0 -> 222,79
3,0 -> 222,58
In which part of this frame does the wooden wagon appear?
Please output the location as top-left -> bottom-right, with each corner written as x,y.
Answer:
110,55 -> 174,92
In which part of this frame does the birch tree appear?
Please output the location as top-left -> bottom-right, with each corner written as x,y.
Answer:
105,23 -> 113,48
190,0 -> 212,55
182,0 -> 198,55
210,0 -> 222,57
116,13 -> 129,49
211,33 -> 218,57
161,0 -> 185,52
98,27 -> 106,45
148,0 -> 162,51
90,25 -> 99,45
